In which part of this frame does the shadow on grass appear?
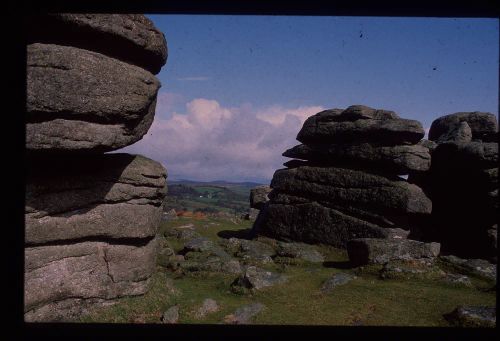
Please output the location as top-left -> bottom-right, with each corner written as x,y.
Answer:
322,260 -> 355,269
217,228 -> 253,240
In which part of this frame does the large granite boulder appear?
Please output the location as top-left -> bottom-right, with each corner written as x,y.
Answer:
24,237 -> 159,322
429,112 -> 498,143
347,238 -> 440,266
297,105 -> 425,145
24,14 -> 169,322
26,13 -> 168,74
398,111 -> 498,260
27,43 -> 161,153
26,154 -> 167,244
254,105 -> 432,249
271,166 -> 432,217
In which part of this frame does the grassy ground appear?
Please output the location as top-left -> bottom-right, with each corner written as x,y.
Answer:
80,216 -> 496,326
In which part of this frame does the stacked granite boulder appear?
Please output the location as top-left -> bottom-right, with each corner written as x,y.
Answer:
25,14 -> 168,321
424,112 -> 497,261
253,105 -> 434,253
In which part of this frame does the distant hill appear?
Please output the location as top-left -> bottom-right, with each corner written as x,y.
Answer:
169,179 -> 267,188
165,179 -> 268,215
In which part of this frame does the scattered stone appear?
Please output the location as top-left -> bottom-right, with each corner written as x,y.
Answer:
443,274 -> 473,287
223,303 -> 265,324
157,247 -> 175,268
439,255 -> 496,281
164,227 -> 200,241
221,238 -> 277,264
184,237 -> 216,252
232,266 -> 288,290
237,240 -> 276,264
321,273 -> 356,293
161,305 -> 179,324
445,306 -> 496,327
379,259 -> 444,280
276,242 -> 324,263
221,260 -> 243,275
195,299 -> 219,319
347,238 -> 440,266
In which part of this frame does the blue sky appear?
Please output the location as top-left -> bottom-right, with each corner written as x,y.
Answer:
120,15 -> 498,183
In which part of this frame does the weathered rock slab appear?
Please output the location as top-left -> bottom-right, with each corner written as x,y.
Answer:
232,266 -> 288,290
161,305 -> 179,324
26,154 -> 167,244
27,14 -> 168,74
195,299 -> 219,319
321,273 -> 356,293
297,106 -> 424,145
445,306 -> 496,327
439,255 -> 496,281
271,166 -> 432,216
276,241 -> 324,263
283,143 -> 431,174
347,238 -> 440,266
223,303 -> 265,324
24,237 -> 159,321
27,43 -> 161,153
257,197 -> 405,248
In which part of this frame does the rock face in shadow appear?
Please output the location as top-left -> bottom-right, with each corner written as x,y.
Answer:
253,105 -> 432,249
429,112 -> 498,143
417,112 -> 498,261
24,14 -> 168,321
26,14 -> 168,74
27,43 -> 160,153
26,154 -> 167,244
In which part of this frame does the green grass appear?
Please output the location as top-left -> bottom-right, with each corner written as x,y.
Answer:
80,216 -> 496,326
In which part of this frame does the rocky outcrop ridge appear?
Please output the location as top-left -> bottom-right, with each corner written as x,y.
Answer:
25,14 -> 168,322
253,105 -> 433,249
411,112 -> 498,261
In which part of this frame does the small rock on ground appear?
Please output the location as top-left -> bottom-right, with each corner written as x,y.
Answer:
321,273 -> 356,293
445,306 -> 496,327
223,303 -> 266,324
161,305 -> 179,324
277,242 -> 324,263
443,273 -> 473,287
195,298 -> 219,319
233,266 -> 288,290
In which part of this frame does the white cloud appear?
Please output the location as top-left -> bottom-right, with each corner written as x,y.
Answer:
256,105 -> 323,126
119,96 -> 323,182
